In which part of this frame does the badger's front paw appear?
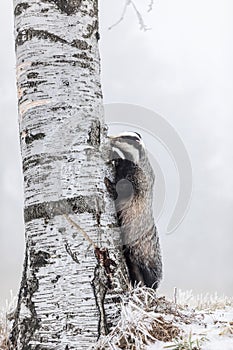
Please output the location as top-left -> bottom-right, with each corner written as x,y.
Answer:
104,177 -> 117,200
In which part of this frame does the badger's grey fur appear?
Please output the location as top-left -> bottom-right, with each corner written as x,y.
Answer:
105,132 -> 162,289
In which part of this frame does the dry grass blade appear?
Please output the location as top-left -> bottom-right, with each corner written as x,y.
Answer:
0,292 -> 17,350
96,286 -> 185,349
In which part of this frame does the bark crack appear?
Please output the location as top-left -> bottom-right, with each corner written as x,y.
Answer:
92,248 -> 117,338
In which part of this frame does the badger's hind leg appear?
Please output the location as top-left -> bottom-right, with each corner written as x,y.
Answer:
124,247 -> 161,290
123,248 -> 145,287
137,263 -> 160,290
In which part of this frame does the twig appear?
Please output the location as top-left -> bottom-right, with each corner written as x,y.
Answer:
130,1 -> 151,31
109,0 -> 151,32
148,0 -> 154,12
108,0 -> 131,30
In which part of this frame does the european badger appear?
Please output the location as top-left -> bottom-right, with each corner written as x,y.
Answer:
105,132 -> 162,289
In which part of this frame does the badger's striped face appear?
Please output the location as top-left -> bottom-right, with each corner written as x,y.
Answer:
109,132 -> 145,164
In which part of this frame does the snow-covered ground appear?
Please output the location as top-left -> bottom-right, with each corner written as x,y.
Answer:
149,290 -> 233,350
97,288 -> 233,349
149,308 -> 233,350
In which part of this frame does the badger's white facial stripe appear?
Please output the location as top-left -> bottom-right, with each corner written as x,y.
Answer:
112,146 -> 126,159
114,141 -> 140,163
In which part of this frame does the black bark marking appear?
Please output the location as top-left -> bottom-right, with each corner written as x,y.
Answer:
72,52 -> 93,61
9,245 -> 41,349
21,79 -> 47,89
23,154 -> 65,173
31,61 -> 50,68
24,196 -> 98,223
51,275 -> 61,283
24,130 -> 46,145
72,51 -> 95,69
64,241 -> 80,264
30,250 -> 50,271
94,91 -> 103,99
54,59 -> 90,69
83,20 -> 98,39
27,72 -> 39,79
41,7 -> 49,13
49,0 -> 82,15
87,120 -> 101,147
89,0 -> 98,18
32,57 -> 93,70
51,105 -> 72,111
96,212 -> 101,227
95,198 -> 102,228
16,28 -> 68,48
71,39 -> 89,50
95,32 -> 100,41
14,2 -> 30,16
31,57 -> 92,69
62,79 -> 70,86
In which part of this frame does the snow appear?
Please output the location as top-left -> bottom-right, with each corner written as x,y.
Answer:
148,293 -> 233,350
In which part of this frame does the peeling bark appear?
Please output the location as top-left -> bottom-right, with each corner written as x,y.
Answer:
12,0 -> 128,349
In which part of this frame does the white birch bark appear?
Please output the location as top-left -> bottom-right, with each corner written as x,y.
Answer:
11,1 -> 128,349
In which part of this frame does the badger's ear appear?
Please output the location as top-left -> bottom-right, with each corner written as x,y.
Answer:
104,177 -> 117,200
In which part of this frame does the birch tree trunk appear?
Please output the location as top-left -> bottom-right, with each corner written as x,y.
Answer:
11,1 -> 128,349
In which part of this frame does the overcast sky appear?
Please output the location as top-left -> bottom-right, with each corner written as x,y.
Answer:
0,0 -> 233,307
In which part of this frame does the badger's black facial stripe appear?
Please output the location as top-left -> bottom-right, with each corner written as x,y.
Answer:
135,132 -> 141,139
119,135 -> 141,143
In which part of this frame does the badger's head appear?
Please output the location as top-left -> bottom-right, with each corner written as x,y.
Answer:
108,132 -> 155,202
108,132 -> 149,203
109,131 -> 146,164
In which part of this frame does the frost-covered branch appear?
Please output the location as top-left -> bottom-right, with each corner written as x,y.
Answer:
109,0 -> 154,31
148,0 -> 155,12
131,1 -> 151,31
109,0 -> 131,30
